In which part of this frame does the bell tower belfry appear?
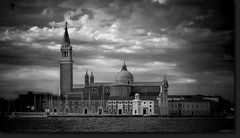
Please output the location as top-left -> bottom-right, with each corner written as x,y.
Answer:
60,22 -> 73,97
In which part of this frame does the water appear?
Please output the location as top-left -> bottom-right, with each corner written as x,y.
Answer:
0,117 -> 234,133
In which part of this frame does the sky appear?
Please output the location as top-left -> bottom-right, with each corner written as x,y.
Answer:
0,0 -> 235,101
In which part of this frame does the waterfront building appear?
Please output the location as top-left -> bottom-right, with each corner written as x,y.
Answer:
168,98 -> 210,116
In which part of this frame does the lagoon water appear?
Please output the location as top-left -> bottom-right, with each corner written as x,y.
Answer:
0,117 -> 234,133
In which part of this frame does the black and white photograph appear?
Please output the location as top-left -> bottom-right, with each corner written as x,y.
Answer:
0,0 -> 235,133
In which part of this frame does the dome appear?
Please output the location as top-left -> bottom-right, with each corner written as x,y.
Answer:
115,61 -> 134,84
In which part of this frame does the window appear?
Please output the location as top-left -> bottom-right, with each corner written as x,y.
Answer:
125,109 -> 128,112
150,105 -> 151,107
144,102 -> 146,104
187,105 -> 189,108
125,101 -> 128,104
119,101 -> 122,104
135,110 -> 137,114
150,102 -> 152,104
113,101 -> 116,104
150,109 -> 152,112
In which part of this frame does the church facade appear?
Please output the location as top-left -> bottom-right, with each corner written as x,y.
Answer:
50,22 -> 212,116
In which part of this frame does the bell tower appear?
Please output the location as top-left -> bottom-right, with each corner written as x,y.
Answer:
60,22 -> 73,97
85,70 -> 89,86
90,71 -> 94,83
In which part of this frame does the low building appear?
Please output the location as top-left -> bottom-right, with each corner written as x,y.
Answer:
133,93 -> 154,115
168,99 -> 210,116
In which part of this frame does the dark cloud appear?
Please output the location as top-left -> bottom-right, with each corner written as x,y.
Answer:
0,0 -> 235,101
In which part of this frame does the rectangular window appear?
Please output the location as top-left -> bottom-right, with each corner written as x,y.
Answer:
150,109 -> 152,112
135,110 -> 137,114
150,105 -> 151,107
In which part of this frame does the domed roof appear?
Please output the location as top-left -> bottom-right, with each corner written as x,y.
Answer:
115,61 -> 134,84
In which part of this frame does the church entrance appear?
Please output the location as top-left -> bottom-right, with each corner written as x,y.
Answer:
143,109 -> 147,115
118,109 -> 122,115
84,108 -> 88,114
98,108 -> 102,115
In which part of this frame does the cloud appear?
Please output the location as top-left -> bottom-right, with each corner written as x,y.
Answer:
0,0 -> 234,101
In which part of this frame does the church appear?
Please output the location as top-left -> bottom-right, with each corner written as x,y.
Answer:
49,22 -> 212,116
54,22 -> 169,116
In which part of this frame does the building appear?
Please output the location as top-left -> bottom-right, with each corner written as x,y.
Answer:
52,22 -> 165,115
48,22 -> 217,116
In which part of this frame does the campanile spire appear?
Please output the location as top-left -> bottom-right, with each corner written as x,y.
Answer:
63,22 -> 71,46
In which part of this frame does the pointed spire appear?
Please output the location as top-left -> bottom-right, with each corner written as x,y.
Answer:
121,60 -> 127,71
63,22 -> 71,45
90,71 -> 94,83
